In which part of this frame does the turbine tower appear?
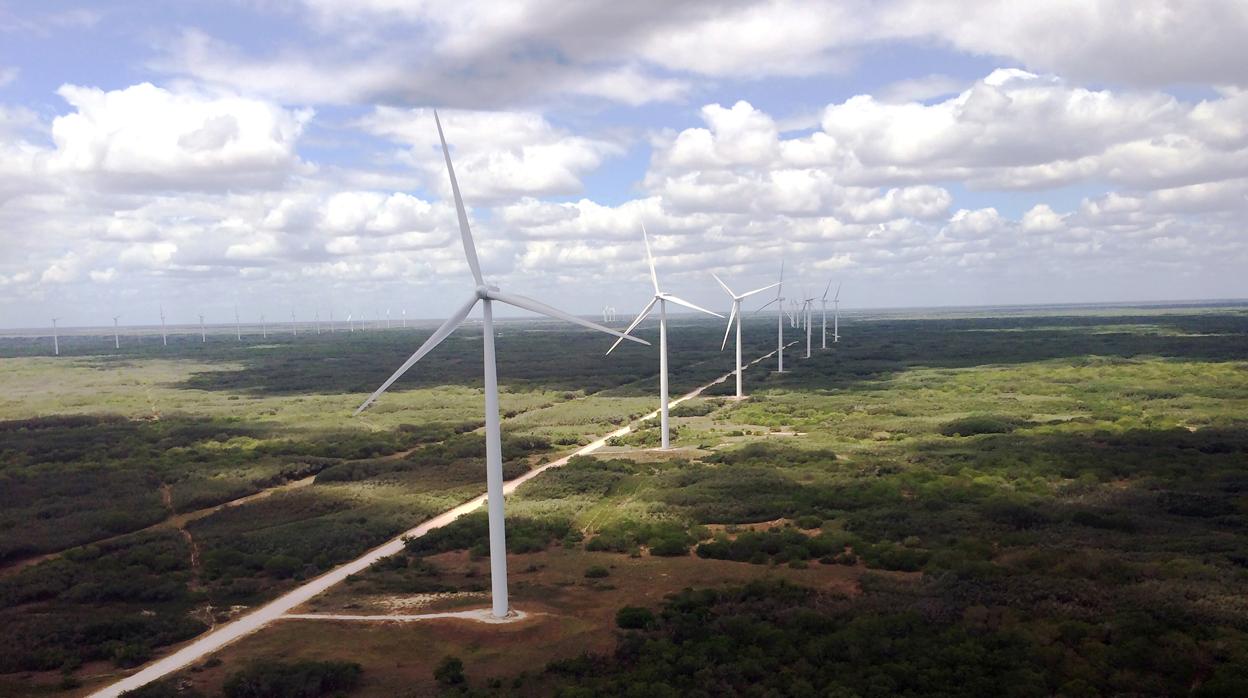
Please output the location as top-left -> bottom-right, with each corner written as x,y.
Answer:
402,308 -> 406,329
291,310 -> 297,336
756,262 -> 786,373
159,305 -> 167,347
712,273 -> 778,399
608,225 -> 722,449
52,318 -> 60,356
802,291 -> 817,359
833,283 -> 842,343
356,111 -> 647,619
346,313 -> 353,333
112,315 -> 121,349
261,314 -> 267,339
315,310 -> 321,335
234,306 -> 241,341
199,314 -> 206,343
820,280 -> 832,349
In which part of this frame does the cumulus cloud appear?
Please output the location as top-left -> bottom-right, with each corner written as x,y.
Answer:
49,83 -> 313,191
359,108 -> 624,200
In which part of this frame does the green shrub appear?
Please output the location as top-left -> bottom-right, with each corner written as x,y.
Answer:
222,659 -> 361,697
616,606 -> 654,630
434,656 -> 465,686
584,566 -> 610,578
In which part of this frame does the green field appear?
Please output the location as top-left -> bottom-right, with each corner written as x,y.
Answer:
3,307 -> 1248,696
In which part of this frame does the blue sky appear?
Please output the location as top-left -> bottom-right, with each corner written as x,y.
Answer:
1,1 -> 1246,329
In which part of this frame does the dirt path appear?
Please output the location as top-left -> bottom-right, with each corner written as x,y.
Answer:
89,342 -> 797,698
0,476 -> 318,579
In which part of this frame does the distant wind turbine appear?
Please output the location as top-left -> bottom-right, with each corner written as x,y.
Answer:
199,314 -> 206,343
234,306 -> 241,341
712,273 -> 778,399
291,310 -> 297,336
821,281 -> 840,349
315,310 -> 321,335
402,308 -> 406,329
261,314 -> 267,339
112,315 -> 121,349
756,262 -> 787,373
802,289 -> 817,359
346,313 -> 353,333
159,305 -> 167,346
355,111 -> 647,619
608,225 -> 722,449
833,283 -> 842,343
51,318 -> 60,356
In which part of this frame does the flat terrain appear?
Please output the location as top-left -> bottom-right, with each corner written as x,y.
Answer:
3,307 -> 1248,696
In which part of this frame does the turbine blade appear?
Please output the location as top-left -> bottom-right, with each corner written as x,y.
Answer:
740,281 -> 780,299
434,110 -> 484,285
354,294 -> 478,415
720,302 -> 737,351
834,282 -> 841,301
823,279 -> 833,300
661,294 -> 723,318
641,224 -> 660,294
607,296 -> 658,355
711,272 -> 735,298
753,297 -> 780,314
487,290 -> 649,346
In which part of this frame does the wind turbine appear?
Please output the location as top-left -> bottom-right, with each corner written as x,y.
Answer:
386,308 -> 392,329
234,306 -> 241,341
820,281 -> 840,349
402,308 -> 406,329
355,111 -> 647,619
833,283 -> 842,343
712,273 -> 778,399
608,226 -> 722,449
346,313 -> 353,333
291,310 -> 297,336
159,306 -> 167,346
261,314 -> 267,339
801,290 -> 817,359
199,314 -> 206,343
112,315 -> 121,349
756,262 -> 786,373
51,318 -> 60,356
330,309 -> 336,333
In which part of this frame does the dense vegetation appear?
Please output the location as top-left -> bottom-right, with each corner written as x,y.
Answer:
3,306 -> 1248,695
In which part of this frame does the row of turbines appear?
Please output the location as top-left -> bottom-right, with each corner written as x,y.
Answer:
44,307 -> 419,354
354,112 -> 845,619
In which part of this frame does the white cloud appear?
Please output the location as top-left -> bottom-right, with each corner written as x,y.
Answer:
359,108 -> 623,200
49,82 -> 312,191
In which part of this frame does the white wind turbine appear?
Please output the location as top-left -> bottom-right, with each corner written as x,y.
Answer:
712,273 -> 778,399
820,281 -> 840,349
291,310 -> 297,336
833,283 -> 842,343
608,226 -> 722,449
51,318 -> 60,356
315,310 -> 322,335
198,314 -> 206,343
346,313 -> 353,333
355,111 -> 648,619
801,289 -> 817,359
754,261 -> 787,373
234,306 -> 241,341
261,314 -> 267,339
112,315 -> 121,349
159,305 -> 167,346
402,308 -> 407,329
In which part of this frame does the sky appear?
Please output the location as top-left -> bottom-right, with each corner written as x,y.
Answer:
1,0 -> 1246,329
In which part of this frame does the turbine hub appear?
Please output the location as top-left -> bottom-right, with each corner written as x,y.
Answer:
476,284 -> 492,299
